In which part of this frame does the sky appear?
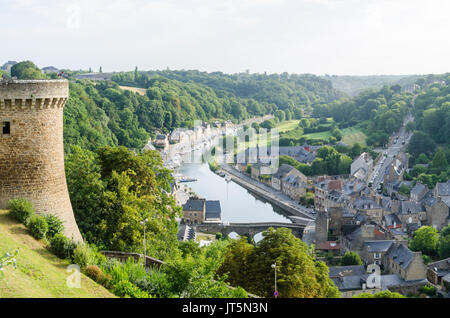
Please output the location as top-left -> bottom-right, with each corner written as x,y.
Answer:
1,0 -> 449,75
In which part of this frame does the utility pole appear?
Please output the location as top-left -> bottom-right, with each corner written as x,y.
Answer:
271,262 -> 278,298
141,218 -> 148,269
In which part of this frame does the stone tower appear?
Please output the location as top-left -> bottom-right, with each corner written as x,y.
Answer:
0,79 -> 82,242
315,209 -> 329,243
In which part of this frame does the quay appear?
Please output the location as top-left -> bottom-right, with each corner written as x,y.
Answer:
219,164 -> 316,221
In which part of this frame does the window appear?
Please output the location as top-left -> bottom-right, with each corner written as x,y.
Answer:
2,121 -> 10,135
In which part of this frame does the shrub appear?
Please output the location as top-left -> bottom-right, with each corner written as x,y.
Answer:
98,273 -> 113,289
43,214 -> 64,238
134,270 -> 173,298
49,233 -> 77,260
26,215 -> 48,240
73,244 -> 95,268
84,265 -> 103,282
419,284 -> 436,297
112,280 -> 152,298
8,198 -> 35,223
84,264 -> 113,289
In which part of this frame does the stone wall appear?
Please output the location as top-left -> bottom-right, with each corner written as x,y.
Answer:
0,80 -> 82,242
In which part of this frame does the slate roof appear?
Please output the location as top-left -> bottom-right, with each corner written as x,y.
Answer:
386,244 -> 414,270
353,197 -> 381,210
331,275 -> 368,291
345,227 -> 362,242
205,200 -> 222,219
423,196 -> 439,208
273,164 -> 295,179
183,199 -> 205,211
400,201 -> 424,214
436,181 -> 450,197
428,258 -> 450,274
364,240 -> 395,253
380,275 -> 427,289
282,174 -> 303,188
442,196 -> 450,208
329,265 -> 366,278
411,183 -> 428,201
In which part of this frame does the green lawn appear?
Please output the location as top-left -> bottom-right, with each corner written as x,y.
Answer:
275,120 -> 301,133
303,126 -> 367,147
0,210 -> 115,298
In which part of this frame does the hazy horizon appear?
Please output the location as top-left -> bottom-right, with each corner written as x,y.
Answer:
2,0 -> 450,76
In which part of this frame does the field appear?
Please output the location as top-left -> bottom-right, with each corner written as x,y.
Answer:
275,120 -> 301,133
0,210 -> 115,298
303,126 -> 367,147
119,85 -> 147,96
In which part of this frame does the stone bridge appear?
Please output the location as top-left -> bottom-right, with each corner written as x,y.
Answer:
195,222 -> 306,240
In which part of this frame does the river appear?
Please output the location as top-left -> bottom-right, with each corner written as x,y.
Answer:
177,161 -> 292,224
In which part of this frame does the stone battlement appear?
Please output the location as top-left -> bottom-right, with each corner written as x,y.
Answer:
0,80 -> 68,109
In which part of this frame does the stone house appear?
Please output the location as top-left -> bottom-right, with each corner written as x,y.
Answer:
281,170 -> 307,201
314,178 -> 343,212
410,183 -> 429,202
427,258 -> 450,286
351,197 -> 383,223
423,196 -> 450,231
383,157 -> 405,184
271,164 -> 294,191
397,201 -> 427,227
182,198 -> 222,225
328,265 -> 382,298
351,152 -> 373,182
383,243 -> 427,281
434,181 -> 450,198
361,240 -> 395,267
182,198 -> 205,225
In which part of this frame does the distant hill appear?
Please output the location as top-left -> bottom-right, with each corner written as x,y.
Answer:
0,210 -> 115,298
323,74 -> 421,96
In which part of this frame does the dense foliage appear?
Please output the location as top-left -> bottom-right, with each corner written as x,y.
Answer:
405,75 -> 450,188
65,145 -> 181,261
216,228 -> 340,298
312,85 -> 412,147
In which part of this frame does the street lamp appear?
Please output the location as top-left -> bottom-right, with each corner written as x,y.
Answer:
271,262 -> 278,298
140,218 -> 148,268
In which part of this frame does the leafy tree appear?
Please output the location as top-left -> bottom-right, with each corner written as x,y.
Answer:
410,226 -> 439,256
353,291 -> 406,298
219,228 -> 340,298
11,61 -> 47,79
438,226 -> 450,259
274,110 -> 286,122
341,251 -> 363,266
408,131 -> 436,157
406,121 -> 416,133
350,143 -> 362,158
432,148 -> 448,171
216,237 -> 254,289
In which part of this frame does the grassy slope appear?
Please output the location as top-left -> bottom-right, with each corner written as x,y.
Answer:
0,210 -> 115,298
303,126 -> 367,147
275,120 -> 301,133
